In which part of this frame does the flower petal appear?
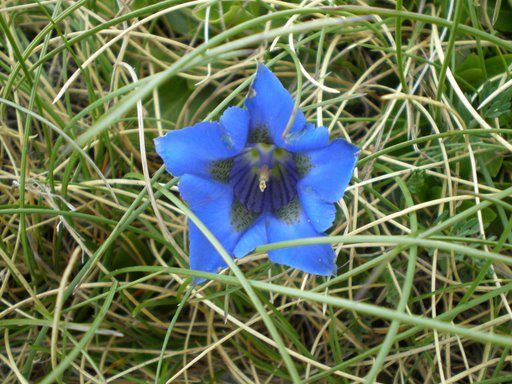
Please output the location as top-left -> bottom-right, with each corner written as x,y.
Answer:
267,206 -> 336,276
179,175 -> 246,280
220,106 -> 250,150
245,65 -> 329,152
298,186 -> 336,233
245,65 -> 303,141
298,138 -> 359,202
188,221 -> 228,283
179,175 -> 241,242
154,107 -> 249,177
233,216 -> 268,258
283,123 -> 330,152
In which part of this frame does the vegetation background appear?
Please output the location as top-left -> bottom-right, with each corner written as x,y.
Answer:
1,0 -> 512,383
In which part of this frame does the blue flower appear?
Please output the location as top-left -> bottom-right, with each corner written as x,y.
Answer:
155,64 -> 359,281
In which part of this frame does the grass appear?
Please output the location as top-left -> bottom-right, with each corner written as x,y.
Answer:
1,0 -> 512,383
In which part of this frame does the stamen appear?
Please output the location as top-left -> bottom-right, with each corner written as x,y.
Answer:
259,165 -> 270,192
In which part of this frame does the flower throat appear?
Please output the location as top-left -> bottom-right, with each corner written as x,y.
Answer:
229,143 -> 298,214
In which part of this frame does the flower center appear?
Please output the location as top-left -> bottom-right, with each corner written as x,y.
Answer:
229,144 -> 299,214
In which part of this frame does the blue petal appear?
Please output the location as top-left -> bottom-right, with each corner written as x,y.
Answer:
233,216 -> 268,258
298,186 -> 336,233
298,138 -> 359,202
179,174 -> 230,208
189,221 -> 228,283
154,107 -> 249,177
179,175 -> 238,240
219,106 -> 250,150
245,65 -> 329,152
245,65 -> 304,140
283,123 -> 330,152
267,210 -> 336,276
179,175 -> 245,280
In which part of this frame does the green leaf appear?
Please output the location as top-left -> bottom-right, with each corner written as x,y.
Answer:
454,218 -> 481,237
456,54 -> 485,87
384,271 -> 400,305
478,151 -> 504,178
407,169 -> 426,194
485,54 -> 512,78
157,76 -> 216,127
194,3 -> 260,26
489,0 -> 512,32
456,53 -> 512,89
166,9 -> 197,36
459,201 -> 498,228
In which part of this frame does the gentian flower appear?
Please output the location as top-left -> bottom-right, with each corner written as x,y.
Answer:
155,64 -> 358,281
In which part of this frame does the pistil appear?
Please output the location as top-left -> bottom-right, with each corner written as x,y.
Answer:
259,165 -> 270,192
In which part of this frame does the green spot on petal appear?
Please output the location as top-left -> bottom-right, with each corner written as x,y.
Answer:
248,126 -> 273,144
230,199 -> 258,231
274,148 -> 286,159
293,153 -> 313,177
210,158 -> 234,183
249,148 -> 259,160
275,197 -> 301,225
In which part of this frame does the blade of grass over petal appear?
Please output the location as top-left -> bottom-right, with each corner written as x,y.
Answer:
106,266 -> 512,349
258,235 -> 512,266
156,184 -> 302,383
